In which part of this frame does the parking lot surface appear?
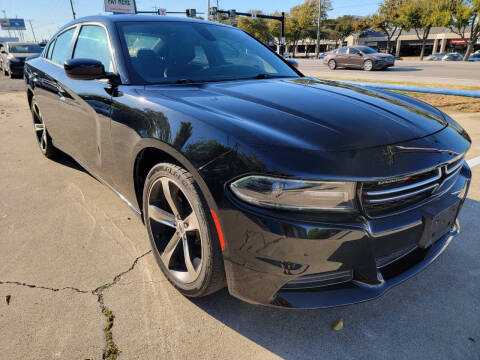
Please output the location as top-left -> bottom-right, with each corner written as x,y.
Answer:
0,76 -> 479,359
298,59 -> 480,87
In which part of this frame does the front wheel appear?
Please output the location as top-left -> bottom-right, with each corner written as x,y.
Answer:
363,60 -> 374,71
328,59 -> 337,70
143,163 -> 226,297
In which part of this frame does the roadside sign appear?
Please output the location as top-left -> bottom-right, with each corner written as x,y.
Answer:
450,39 -> 467,45
104,0 -> 136,14
158,8 -> 167,16
1,18 -> 26,30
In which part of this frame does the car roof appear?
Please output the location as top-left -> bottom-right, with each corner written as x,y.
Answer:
58,14 -> 227,33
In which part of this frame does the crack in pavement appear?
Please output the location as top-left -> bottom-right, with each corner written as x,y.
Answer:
0,250 -> 152,360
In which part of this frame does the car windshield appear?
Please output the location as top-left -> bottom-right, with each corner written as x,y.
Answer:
117,21 -> 299,84
9,44 -> 42,53
357,46 -> 378,54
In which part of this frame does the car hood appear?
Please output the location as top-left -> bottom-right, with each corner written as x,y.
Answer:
143,77 -> 447,151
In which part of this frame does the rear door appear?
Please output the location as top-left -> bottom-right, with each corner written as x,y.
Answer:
33,27 -> 77,151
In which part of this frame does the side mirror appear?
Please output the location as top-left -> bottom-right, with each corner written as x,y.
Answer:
64,58 -> 106,80
286,58 -> 299,68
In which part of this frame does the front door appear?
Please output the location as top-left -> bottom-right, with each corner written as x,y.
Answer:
58,24 -> 116,181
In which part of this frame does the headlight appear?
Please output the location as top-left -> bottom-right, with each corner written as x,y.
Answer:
230,175 -> 356,212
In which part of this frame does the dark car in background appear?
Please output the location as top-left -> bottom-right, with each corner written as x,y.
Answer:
324,46 -> 395,71
1,42 -> 42,78
25,15 -> 471,308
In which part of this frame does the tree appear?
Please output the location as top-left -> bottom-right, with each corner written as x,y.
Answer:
314,0 -> 333,57
287,0 -> 319,57
330,15 -> 357,47
400,0 -> 443,60
369,0 -> 406,54
237,10 -> 272,44
445,0 -> 480,60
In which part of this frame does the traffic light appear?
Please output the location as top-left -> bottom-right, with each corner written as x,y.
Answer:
186,8 -> 196,17
229,9 -> 236,17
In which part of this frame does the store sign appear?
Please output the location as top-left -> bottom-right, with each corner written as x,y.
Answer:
1,18 -> 26,30
450,39 -> 467,45
104,0 -> 136,14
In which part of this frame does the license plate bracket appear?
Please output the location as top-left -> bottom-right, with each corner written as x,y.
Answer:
419,195 -> 460,248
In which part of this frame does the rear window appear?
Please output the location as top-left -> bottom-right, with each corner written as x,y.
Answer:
51,28 -> 76,65
8,44 -> 42,53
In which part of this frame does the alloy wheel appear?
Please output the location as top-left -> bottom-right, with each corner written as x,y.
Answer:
147,176 -> 203,284
328,60 -> 336,70
32,103 -> 47,153
364,60 -> 373,71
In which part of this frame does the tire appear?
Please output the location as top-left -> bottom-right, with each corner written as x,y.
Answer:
363,60 -> 374,71
328,59 -> 337,70
143,163 -> 226,297
31,96 -> 57,158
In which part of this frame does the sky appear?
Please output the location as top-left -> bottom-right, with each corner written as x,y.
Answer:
0,0 -> 381,41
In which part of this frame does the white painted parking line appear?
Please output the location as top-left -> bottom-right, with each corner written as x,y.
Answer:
467,156 -> 480,168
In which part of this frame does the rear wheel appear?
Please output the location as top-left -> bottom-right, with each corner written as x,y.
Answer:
143,163 -> 226,297
328,59 -> 337,70
31,97 -> 57,158
363,60 -> 373,71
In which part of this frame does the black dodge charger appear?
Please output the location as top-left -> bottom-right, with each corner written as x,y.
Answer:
24,15 -> 471,308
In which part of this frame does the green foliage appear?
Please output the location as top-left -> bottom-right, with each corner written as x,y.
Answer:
237,10 -> 273,43
443,0 -> 480,59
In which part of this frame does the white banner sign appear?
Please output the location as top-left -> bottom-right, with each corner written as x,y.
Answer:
104,0 -> 136,14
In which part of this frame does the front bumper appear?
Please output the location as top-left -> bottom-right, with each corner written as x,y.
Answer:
220,165 -> 471,308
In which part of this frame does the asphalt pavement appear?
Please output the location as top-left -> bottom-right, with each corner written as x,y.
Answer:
0,76 -> 479,359
297,59 -> 480,87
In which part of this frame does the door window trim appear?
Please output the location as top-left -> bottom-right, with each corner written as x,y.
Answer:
43,25 -> 79,68
71,22 -> 118,74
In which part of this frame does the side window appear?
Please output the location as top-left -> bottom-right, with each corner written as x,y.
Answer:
73,25 -> 112,72
51,28 -> 76,65
337,47 -> 348,54
46,40 -> 56,59
349,48 -> 360,55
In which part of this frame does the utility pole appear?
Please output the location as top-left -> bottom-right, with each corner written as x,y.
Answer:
28,20 -> 37,42
315,0 -> 322,58
69,0 -> 76,19
207,0 -> 211,21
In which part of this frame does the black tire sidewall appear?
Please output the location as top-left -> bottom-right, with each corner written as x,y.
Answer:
143,163 -> 216,296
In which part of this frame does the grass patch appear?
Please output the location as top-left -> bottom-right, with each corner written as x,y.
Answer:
393,91 -> 480,113
317,76 -> 480,91
102,304 -> 119,360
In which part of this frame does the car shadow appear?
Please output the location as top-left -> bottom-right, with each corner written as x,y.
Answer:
190,198 -> 479,359
50,150 -> 88,174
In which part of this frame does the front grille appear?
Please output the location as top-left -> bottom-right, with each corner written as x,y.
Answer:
361,157 -> 464,217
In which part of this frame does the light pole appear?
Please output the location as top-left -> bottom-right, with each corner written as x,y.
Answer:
28,20 -> 37,42
315,0 -> 322,58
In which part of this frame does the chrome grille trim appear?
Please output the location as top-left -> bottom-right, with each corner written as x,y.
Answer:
446,157 -> 465,174
365,168 -> 442,196
361,154 -> 465,217
366,183 -> 438,203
